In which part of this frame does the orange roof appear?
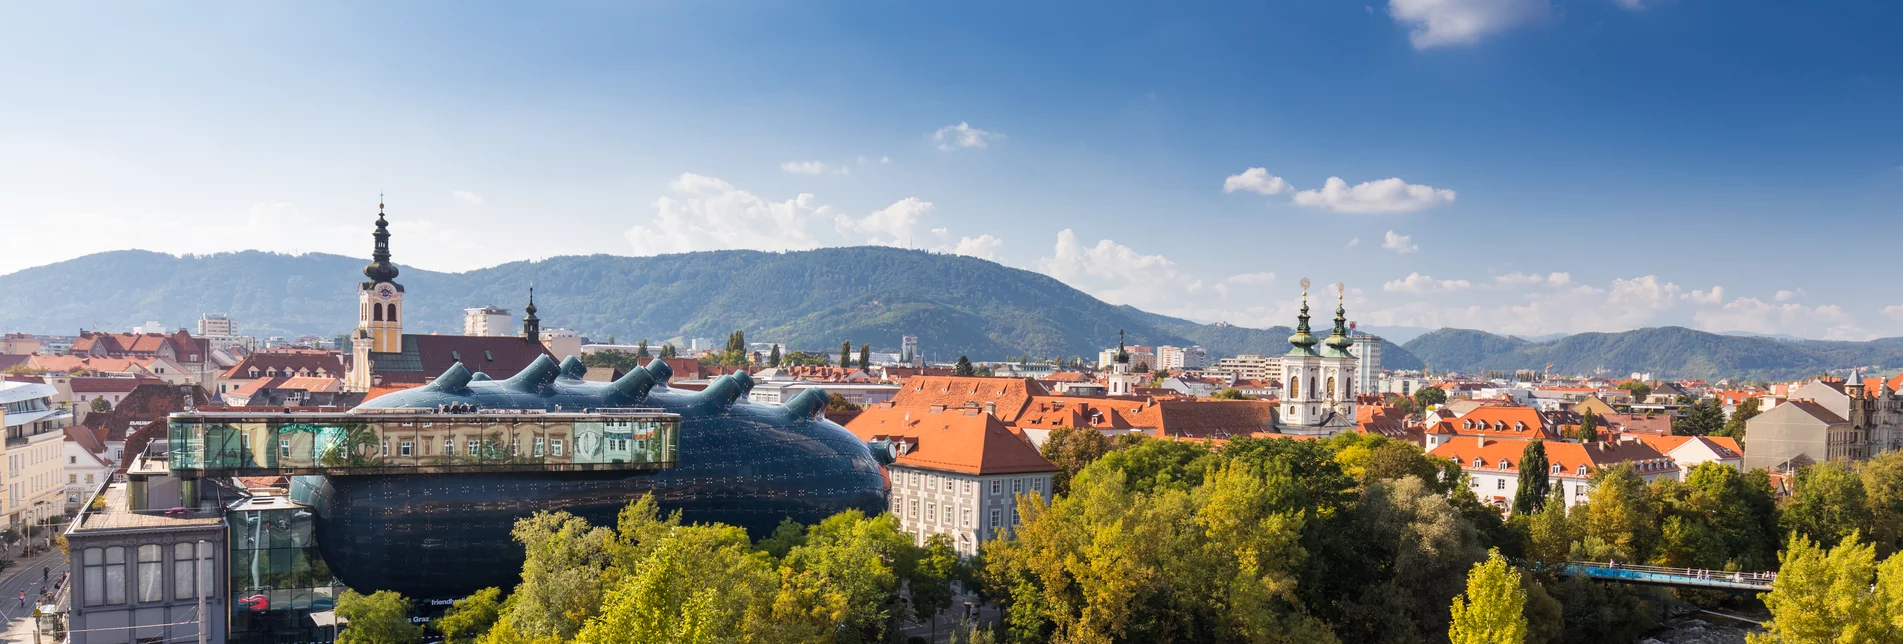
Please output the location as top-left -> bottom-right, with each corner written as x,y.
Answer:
1631,434 -> 1743,460
844,404 -> 1057,475
1428,437 -> 1672,479
1431,406 -> 1560,439
1039,371 -> 1091,382
1150,399 -> 1278,440
888,376 -> 1049,423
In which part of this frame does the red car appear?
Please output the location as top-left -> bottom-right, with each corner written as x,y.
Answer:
237,594 -> 269,611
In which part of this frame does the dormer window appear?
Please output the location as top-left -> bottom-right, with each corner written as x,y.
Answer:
248,368 -> 260,378
1498,459 -> 1510,470
1493,421 -> 1507,431
1550,463 -> 1562,474
1514,422 -> 1527,432
1472,457 -> 1483,468
1577,465 -> 1589,476
1463,420 -> 1473,429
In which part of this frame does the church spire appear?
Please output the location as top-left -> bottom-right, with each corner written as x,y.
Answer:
521,283 -> 541,339
1324,283 -> 1354,353
1115,329 -> 1129,364
363,198 -> 400,283
1287,278 -> 1318,354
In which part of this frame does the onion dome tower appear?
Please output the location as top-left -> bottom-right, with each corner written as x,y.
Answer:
522,284 -> 541,340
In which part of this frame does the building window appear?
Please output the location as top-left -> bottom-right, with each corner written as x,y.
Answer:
380,441 -> 388,456
926,502 -> 937,524
511,440 -> 520,457
1031,478 -> 1043,493
962,508 -> 971,527
534,437 -> 545,457
399,441 -> 413,457
909,499 -> 919,518
173,543 -> 197,600
280,440 -> 291,459
83,548 -> 106,606
989,509 -> 1000,528
469,440 -> 481,456
1497,479 -> 1507,490
944,504 -> 954,523
69,474 -> 77,484
137,544 -> 164,603
990,480 -> 1001,495
552,439 -> 564,456
444,439 -> 456,457
1012,479 -> 1023,494
945,477 -> 954,491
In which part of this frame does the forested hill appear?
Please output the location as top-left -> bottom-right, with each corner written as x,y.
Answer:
1403,327 -> 1903,381
0,247 -> 1426,365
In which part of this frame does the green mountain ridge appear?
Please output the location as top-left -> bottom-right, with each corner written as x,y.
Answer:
1403,327 -> 1903,381
0,247 -> 1423,366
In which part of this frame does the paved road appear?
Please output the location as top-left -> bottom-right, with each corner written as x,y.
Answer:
0,549 -> 71,644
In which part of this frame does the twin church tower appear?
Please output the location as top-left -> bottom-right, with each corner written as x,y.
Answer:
1278,278 -> 1359,432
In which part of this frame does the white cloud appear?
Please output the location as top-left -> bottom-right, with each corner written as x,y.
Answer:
452,190 -> 485,206
626,173 -> 834,255
1292,176 -> 1457,213
1693,297 -> 1870,340
780,160 -> 850,176
1685,286 -> 1725,305
1384,272 -> 1473,294
837,197 -> 935,246
1034,230 -> 1290,323
1494,272 -> 1572,287
1387,0 -> 1549,49
1222,167 -> 1293,196
1885,305 -> 1903,322
1775,288 -> 1805,302
933,122 -> 1002,151
1381,230 -> 1420,254
945,234 -> 1004,261
1346,237 -> 1361,249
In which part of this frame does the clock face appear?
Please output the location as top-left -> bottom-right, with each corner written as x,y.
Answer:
376,284 -> 395,300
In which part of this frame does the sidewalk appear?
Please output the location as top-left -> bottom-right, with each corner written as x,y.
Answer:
0,550 -> 70,644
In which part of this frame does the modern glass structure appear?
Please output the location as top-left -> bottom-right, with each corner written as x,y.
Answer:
167,410 -> 680,475
170,355 -> 891,600
227,496 -> 344,644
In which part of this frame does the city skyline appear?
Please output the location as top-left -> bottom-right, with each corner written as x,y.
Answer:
3,1 -> 1899,340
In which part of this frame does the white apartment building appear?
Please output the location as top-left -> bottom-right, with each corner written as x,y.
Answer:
1,381 -> 75,539
1429,435 -> 1679,512
1351,332 -> 1382,398
1213,354 -> 1280,383
845,405 -> 1057,556
463,306 -> 513,337
1155,345 -> 1210,371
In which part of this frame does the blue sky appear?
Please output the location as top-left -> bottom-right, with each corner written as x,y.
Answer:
2,1 -> 1900,340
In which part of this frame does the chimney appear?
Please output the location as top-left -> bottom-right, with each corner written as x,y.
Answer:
1475,435 -> 1486,447
984,402 -> 997,417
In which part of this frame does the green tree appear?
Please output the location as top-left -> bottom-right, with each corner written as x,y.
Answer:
1210,387 -> 1252,400
500,512 -> 617,640
826,393 -> 861,412
1576,411 -> 1596,442
1513,439 -> 1550,515
635,339 -> 649,358
1577,464 -> 1651,562
1616,381 -> 1651,402
581,349 -> 641,373
1720,397 -> 1761,439
89,397 -> 111,413
840,341 -> 852,368
768,344 -> 781,367
1863,450 -> 1903,556
1038,426 -> 1114,495
575,524 -> 784,644
1672,398 -> 1725,436
1414,386 -> 1448,407
755,517 -> 806,559
1781,460 -> 1874,548
779,510 -> 915,641
1448,550 -> 1527,644
1750,532 -> 1887,644
954,356 -> 974,377
336,590 -> 421,644
909,534 -> 962,642
660,343 -> 677,358
1525,489 -> 1574,570
858,344 -> 870,369
435,587 -> 502,644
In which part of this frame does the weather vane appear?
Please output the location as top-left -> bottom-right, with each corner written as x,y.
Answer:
1300,277 -> 1311,294
1337,282 -> 1345,300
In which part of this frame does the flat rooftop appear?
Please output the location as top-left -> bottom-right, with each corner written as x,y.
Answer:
69,484 -> 224,533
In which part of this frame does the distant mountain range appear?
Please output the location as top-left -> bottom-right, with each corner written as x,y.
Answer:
8,248 -> 1896,380
0,248 -> 1424,367
1401,327 -> 1903,381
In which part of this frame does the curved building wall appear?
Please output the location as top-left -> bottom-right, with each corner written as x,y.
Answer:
295,359 -> 889,599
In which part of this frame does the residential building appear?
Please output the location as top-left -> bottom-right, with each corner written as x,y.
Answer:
70,377 -> 161,423
62,452 -> 228,644
2,333 -> 41,355
1428,435 -> 1678,512
1632,434 -> 1744,477
901,335 -> 920,365
1744,399 -> 1861,471
2,380 -> 74,538
1424,405 -> 1565,449
196,313 -> 232,337
63,426 -> 115,510
1213,354 -> 1279,382
219,349 -> 345,397
1155,345 -> 1210,371
844,404 -> 1057,555
1349,327 -> 1382,398
463,306 -> 513,337
344,207 -> 553,392
70,329 -> 217,387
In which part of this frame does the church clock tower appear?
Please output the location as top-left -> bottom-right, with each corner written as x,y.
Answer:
347,202 -> 404,392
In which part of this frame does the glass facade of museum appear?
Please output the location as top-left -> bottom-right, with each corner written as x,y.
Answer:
167,411 -> 680,475
227,496 -> 345,644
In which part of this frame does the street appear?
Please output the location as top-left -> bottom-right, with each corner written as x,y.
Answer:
0,549 -> 71,644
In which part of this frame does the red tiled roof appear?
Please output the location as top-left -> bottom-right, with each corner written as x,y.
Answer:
222,351 -> 344,379
369,335 -> 553,384
1431,406 -> 1560,439
1151,399 -> 1279,440
69,377 -> 161,393
889,376 -> 1050,423
845,404 -> 1057,475
1428,436 -> 1673,479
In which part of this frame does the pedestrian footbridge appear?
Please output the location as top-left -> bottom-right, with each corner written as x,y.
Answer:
1560,562 -> 1774,592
